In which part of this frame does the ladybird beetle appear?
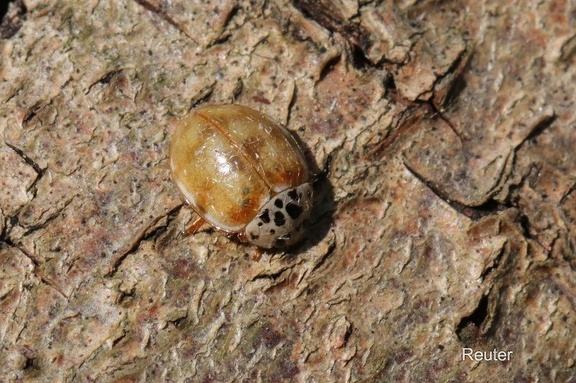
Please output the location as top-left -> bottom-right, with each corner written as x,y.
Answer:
170,104 -> 313,249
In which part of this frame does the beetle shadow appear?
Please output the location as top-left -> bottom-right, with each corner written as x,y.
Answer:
300,168 -> 336,253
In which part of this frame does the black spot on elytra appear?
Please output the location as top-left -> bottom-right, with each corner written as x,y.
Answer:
259,209 -> 271,223
274,199 -> 283,208
285,202 -> 302,219
287,189 -> 299,200
274,211 -> 285,226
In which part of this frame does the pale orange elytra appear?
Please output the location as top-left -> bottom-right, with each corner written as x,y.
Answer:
169,104 -> 313,249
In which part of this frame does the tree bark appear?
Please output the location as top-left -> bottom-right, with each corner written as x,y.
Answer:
1,0 -> 575,381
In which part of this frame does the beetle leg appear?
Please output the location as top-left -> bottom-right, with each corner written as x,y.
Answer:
236,232 -> 263,260
186,216 -> 207,234
236,231 -> 247,243
251,247 -> 263,262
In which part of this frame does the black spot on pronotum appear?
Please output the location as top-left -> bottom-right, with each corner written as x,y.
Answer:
269,229 -> 275,234
259,209 -> 271,223
250,233 -> 259,240
285,202 -> 302,219
288,188 -> 299,200
274,199 -> 283,208
274,211 -> 285,226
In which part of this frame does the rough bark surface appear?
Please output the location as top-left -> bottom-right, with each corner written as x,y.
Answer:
0,0 -> 575,382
